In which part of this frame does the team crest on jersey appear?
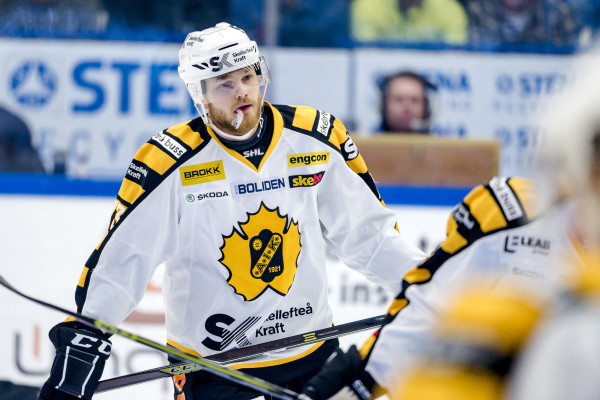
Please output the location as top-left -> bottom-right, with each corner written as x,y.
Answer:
220,203 -> 301,301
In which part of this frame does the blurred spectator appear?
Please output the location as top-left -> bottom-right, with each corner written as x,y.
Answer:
102,0 -> 227,36
0,0 -> 108,36
351,0 -> 468,45
467,0 -> 579,47
229,0 -> 348,47
0,106 -> 45,172
572,0 -> 600,47
378,71 -> 436,134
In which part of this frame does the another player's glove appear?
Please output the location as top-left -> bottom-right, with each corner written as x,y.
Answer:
38,321 -> 112,400
301,345 -> 376,400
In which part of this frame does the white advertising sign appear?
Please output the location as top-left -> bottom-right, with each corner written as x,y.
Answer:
352,48 -> 580,176
1,38 -> 586,180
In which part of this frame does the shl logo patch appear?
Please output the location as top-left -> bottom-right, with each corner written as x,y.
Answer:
220,203 -> 301,301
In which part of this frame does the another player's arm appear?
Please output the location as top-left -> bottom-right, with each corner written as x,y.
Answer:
301,177 -> 538,399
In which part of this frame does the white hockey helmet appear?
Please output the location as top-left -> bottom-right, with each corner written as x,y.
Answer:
178,23 -> 270,131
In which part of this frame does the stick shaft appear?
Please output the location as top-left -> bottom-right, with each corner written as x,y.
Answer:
0,276 -> 300,400
97,314 -> 385,392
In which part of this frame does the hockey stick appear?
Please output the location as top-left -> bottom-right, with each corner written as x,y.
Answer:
0,275 -> 301,400
97,314 -> 386,392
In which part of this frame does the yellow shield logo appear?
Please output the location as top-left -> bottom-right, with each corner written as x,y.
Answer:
220,203 -> 301,301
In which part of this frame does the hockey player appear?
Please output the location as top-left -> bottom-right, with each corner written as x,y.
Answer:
37,23 -> 425,400
505,57 -> 600,400
299,57 -> 600,400
388,59 -> 600,400
300,176 -> 582,399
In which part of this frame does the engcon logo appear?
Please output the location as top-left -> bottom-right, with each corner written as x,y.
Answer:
180,160 -> 225,186
288,152 -> 330,167
289,171 -> 325,188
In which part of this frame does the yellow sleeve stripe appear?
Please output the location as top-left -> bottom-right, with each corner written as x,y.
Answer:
359,334 -> 378,358
465,187 -> 507,233
134,143 -> 176,175
77,267 -> 89,287
117,178 -> 145,205
387,298 -> 409,317
404,267 -> 432,284
95,231 -> 109,251
347,154 -> 368,175
329,118 -> 345,151
291,106 -> 318,131
441,217 -> 468,253
508,178 -> 537,218
167,121 -> 204,150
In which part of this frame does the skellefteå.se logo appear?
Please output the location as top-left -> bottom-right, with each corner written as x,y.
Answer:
10,61 -> 57,107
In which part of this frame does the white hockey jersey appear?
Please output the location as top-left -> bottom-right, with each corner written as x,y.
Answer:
363,177 -> 581,391
74,102 -> 425,369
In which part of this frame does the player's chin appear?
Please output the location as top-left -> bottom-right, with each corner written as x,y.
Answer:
239,111 -> 260,132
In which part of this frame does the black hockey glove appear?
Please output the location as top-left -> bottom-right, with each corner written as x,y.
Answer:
300,345 -> 375,400
38,321 -> 112,400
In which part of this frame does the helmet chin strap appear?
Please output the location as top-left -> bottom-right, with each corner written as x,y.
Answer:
210,121 -> 258,141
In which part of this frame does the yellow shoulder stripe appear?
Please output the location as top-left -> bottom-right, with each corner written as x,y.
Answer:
134,143 -> 176,175
167,120 -> 204,150
328,118 -> 346,151
291,106 -> 317,131
508,178 -> 537,218
464,186 -> 507,233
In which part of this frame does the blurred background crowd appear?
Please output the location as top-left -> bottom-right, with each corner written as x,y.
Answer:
0,0 -> 597,50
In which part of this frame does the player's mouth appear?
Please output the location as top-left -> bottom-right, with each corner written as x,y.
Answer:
235,104 -> 252,114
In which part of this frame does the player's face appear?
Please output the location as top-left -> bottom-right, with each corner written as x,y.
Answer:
385,77 -> 427,132
204,68 -> 262,136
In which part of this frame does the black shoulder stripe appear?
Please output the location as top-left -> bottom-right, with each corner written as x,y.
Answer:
358,171 -> 383,201
123,159 -> 162,192
274,104 -> 296,128
451,202 -> 484,243
275,104 -> 336,142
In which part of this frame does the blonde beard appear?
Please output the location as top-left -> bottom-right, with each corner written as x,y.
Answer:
207,101 -> 262,136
